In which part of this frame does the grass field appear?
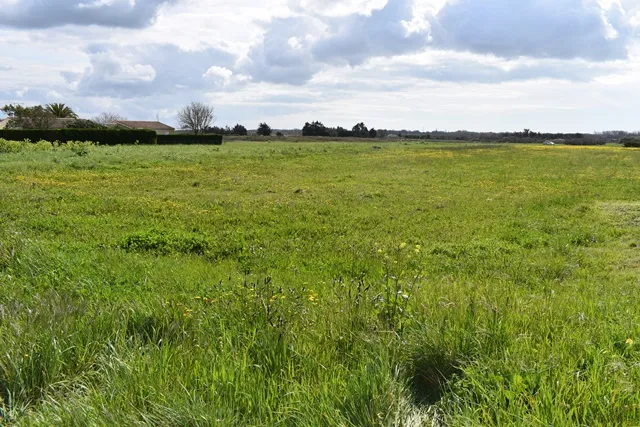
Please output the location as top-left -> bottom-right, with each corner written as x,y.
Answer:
0,140 -> 639,426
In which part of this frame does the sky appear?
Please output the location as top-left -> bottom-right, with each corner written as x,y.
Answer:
1,0 -> 640,132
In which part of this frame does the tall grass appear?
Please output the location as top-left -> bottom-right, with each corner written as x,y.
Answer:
0,142 -> 639,425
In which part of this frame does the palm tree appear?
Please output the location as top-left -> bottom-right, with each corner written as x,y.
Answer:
45,103 -> 78,118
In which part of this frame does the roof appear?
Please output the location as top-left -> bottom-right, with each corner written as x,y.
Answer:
113,121 -> 175,131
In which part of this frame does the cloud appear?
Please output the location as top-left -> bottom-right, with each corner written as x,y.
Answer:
74,44 -> 237,97
312,0 -> 429,65
0,65 -> 13,71
241,0 -> 428,83
240,0 -> 638,85
238,16 -> 326,85
0,0 -> 174,29
431,0 -> 632,61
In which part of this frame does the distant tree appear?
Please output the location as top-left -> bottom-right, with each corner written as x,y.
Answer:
66,119 -> 105,129
302,121 -> 329,137
178,102 -> 215,134
257,122 -> 272,136
206,126 -> 230,135
276,131 -> 284,137
92,112 -> 127,125
335,126 -> 353,137
1,104 -> 55,129
232,124 -> 248,136
369,128 -> 378,138
45,103 -> 78,118
352,122 -> 369,138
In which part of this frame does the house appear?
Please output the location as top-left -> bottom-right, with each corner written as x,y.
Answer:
111,121 -> 175,135
0,118 -> 10,129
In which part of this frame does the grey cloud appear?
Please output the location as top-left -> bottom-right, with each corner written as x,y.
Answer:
0,0 -> 174,29
242,0 -> 426,84
74,44 -> 236,98
432,0 -> 631,61
312,0 -> 427,66
238,17 -> 324,85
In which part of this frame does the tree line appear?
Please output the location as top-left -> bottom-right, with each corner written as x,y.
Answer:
3,102 -> 638,143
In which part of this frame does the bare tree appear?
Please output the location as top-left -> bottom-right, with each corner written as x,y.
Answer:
92,112 -> 127,125
178,102 -> 215,134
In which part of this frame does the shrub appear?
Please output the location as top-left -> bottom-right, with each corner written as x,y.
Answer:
119,230 -> 210,255
621,138 -> 640,147
0,129 -> 156,145
156,134 -> 223,145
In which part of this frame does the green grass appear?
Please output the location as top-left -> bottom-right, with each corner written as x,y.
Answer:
0,140 -> 639,426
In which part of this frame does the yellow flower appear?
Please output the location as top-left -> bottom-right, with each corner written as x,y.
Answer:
377,249 -> 383,254
415,245 -> 421,250
399,242 -> 407,250
626,338 -> 634,346
414,248 -> 421,254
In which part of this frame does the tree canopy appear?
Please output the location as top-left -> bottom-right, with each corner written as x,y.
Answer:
45,103 -> 78,118
257,123 -> 272,136
1,104 -> 55,129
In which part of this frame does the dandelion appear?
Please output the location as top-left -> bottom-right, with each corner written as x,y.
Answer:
377,249 -> 383,254
399,242 -> 407,250
414,248 -> 420,254
415,245 -> 421,250
626,338 -> 634,346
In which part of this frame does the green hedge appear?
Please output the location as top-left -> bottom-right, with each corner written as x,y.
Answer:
621,137 -> 640,147
157,134 -> 223,145
0,129 -> 157,145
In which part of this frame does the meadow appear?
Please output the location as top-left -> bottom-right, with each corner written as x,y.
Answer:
0,139 -> 639,426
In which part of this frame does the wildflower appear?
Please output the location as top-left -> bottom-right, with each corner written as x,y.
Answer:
399,242 -> 407,250
626,338 -> 634,346
308,295 -> 316,302
415,245 -> 421,250
194,296 -> 201,300
24,354 -> 29,359
377,249 -> 383,254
